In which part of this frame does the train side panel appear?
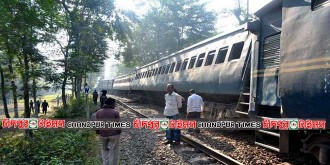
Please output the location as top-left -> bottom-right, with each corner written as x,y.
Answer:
280,0 -> 330,126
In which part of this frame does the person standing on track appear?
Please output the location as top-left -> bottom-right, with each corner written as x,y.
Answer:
163,83 -> 182,145
42,100 -> 49,115
186,89 -> 203,134
92,98 -> 121,165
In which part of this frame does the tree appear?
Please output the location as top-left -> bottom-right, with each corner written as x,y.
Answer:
0,58 -> 10,118
219,0 -> 251,26
57,0 -> 132,107
119,0 -> 217,66
0,0 -> 61,137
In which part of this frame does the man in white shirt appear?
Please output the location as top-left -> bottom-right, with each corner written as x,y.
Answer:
164,83 -> 182,145
187,89 -> 203,134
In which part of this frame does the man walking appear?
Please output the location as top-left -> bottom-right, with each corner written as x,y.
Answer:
93,90 -> 98,105
100,90 -> 107,108
92,98 -> 121,165
187,89 -> 203,134
42,100 -> 49,115
164,84 -> 182,145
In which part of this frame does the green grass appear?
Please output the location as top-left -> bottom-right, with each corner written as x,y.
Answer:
17,94 -> 59,104
0,94 -> 60,119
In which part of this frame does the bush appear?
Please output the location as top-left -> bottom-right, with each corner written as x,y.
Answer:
53,98 -> 95,118
0,130 -> 95,164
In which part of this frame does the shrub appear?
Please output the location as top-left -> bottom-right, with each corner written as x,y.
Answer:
0,130 -> 95,164
53,98 -> 95,118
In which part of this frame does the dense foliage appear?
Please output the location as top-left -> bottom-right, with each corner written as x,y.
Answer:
53,97 -> 95,119
0,130 -> 95,164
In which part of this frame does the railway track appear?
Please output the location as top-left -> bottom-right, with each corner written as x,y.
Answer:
116,98 -> 243,165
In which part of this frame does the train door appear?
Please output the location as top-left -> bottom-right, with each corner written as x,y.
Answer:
254,1 -> 282,117
252,1 -> 290,154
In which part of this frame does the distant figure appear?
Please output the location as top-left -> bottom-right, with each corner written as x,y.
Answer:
42,100 -> 49,115
30,100 -> 34,113
187,89 -> 203,134
100,90 -> 107,108
56,95 -> 60,106
91,98 -> 121,165
84,83 -> 90,94
93,90 -> 98,105
163,84 -> 182,145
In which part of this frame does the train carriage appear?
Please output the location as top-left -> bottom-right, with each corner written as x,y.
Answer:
99,0 -> 330,164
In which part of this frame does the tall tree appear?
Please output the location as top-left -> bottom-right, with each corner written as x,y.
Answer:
0,59 -> 10,118
219,0 -> 251,26
119,0 -> 217,66
0,0 -> 61,137
58,0 -> 131,106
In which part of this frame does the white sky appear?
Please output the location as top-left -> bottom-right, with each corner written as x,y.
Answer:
103,0 -> 271,79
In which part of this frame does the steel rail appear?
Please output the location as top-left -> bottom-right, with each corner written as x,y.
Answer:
115,99 -> 243,165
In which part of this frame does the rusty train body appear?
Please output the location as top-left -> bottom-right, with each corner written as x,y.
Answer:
97,0 -> 330,163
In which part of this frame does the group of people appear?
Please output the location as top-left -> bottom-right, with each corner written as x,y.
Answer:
92,89 -> 108,108
92,83 -> 203,165
29,99 -> 49,115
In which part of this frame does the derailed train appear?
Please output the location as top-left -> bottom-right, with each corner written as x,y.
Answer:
98,0 -> 330,163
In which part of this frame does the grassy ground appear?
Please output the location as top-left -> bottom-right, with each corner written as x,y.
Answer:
0,94 -> 103,164
0,94 -> 59,119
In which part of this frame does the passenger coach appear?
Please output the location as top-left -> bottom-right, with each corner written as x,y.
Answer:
98,0 -> 330,164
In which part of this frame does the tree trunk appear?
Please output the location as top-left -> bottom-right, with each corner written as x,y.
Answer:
23,52 -> 30,119
23,43 -> 32,138
61,55 -> 68,108
0,65 -> 10,118
32,68 -> 37,117
62,74 -> 67,108
8,59 -> 18,118
76,76 -> 82,100
71,76 -> 76,99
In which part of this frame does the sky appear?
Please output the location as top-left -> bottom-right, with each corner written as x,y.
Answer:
103,0 -> 271,79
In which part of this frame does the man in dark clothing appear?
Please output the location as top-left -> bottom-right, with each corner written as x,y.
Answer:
30,100 -> 34,113
100,90 -> 107,108
92,90 -> 98,105
42,100 -> 49,115
92,98 -> 121,165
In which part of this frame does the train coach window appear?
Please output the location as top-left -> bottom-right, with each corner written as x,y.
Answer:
196,53 -> 205,67
312,0 -> 330,10
169,62 -> 176,73
153,68 -> 157,76
188,56 -> 197,69
182,59 -> 189,70
205,50 -> 216,66
155,68 -> 159,76
161,66 -> 166,74
228,42 -> 244,61
165,64 -> 171,74
175,61 -> 182,72
158,67 -> 162,75
215,47 -> 228,64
